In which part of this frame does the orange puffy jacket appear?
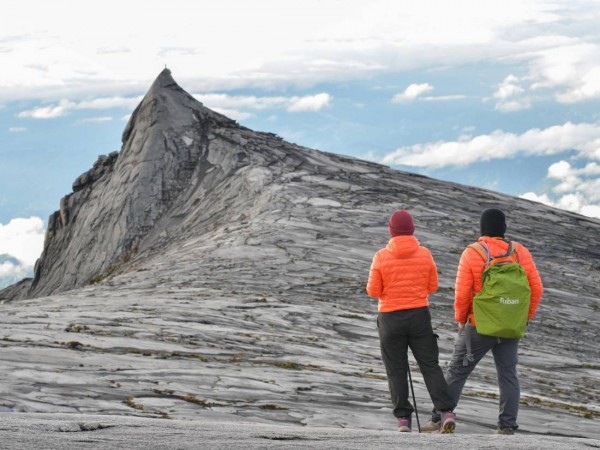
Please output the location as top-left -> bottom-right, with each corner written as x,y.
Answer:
366,235 -> 438,313
455,237 -> 543,326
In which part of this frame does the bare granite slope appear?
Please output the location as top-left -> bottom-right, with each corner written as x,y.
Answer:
1,413 -> 599,449
0,70 -> 598,440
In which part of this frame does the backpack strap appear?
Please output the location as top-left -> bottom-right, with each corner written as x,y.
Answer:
463,321 -> 475,366
510,241 -> 521,263
468,242 -> 490,265
469,240 -> 519,263
496,241 -> 521,263
498,240 -> 514,258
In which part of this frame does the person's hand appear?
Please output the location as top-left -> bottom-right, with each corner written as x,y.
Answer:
458,322 -> 465,330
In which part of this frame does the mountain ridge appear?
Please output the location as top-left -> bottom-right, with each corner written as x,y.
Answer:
5,68 -> 599,300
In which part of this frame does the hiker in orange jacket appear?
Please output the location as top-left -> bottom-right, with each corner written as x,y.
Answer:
367,210 -> 457,433
422,208 -> 543,435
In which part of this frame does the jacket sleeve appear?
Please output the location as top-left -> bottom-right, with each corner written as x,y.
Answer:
427,249 -> 439,294
517,244 -> 544,320
366,252 -> 383,298
454,248 -> 475,324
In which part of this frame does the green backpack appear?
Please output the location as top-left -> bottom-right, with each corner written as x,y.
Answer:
469,241 -> 531,339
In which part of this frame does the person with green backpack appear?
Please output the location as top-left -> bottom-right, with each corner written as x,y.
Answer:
422,208 -> 543,434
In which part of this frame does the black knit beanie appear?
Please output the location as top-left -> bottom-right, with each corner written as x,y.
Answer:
480,208 -> 506,237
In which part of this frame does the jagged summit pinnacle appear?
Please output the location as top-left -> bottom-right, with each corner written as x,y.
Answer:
147,68 -> 190,98
147,68 -> 212,106
155,67 -> 175,84
122,69 -> 229,145
10,70 -> 245,298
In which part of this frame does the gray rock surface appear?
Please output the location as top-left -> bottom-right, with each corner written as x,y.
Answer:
0,70 -> 598,443
1,413 -> 598,449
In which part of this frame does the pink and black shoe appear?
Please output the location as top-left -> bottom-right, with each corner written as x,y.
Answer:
440,411 -> 456,434
397,416 -> 412,432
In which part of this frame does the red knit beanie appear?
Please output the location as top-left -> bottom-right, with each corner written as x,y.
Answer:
388,210 -> 415,237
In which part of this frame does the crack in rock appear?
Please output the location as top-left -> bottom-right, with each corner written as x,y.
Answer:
256,434 -> 315,441
56,423 -> 113,432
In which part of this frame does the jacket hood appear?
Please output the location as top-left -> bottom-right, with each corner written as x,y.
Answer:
386,235 -> 420,258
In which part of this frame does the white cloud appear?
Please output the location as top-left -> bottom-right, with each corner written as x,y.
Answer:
0,0 -> 595,107
0,217 -> 45,287
0,259 -> 32,289
522,191 -> 600,219
392,84 -> 466,104
96,47 -> 130,55
8,127 -> 27,133
524,42 -> 600,104
287,93 -> 331,112
493,75 -> 531,112
17,96 -> 144,120
422,95 -> 467,102
548,160 -> 572,179
521,192 -> 552,204
0,217 -> 45,267
382,122 -> 600,168
521,160 -> 600,219
392,83 -> 434,103
193,92 -> 332,116
212,108 -> 255,121
548,161 -> 600,199
495,99 -> 532,112
76,117 -> 113,124
581,204 -> 600,218
75,96 -> 143,110
18,99 -> 75,119
556,66 -> 600,104
494,75 -> 523,100
194,93 -> 289,111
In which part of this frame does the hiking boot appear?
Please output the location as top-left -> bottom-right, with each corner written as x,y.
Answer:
495,427 -> 515,435
397,416 -> 411,433
420,419 -> 441,433
440,411 -> 456,434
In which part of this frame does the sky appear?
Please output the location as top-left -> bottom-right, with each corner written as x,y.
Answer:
1,0 -> 599,289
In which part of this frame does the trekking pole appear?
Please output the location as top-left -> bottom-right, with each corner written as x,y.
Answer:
407,363 -> 421,433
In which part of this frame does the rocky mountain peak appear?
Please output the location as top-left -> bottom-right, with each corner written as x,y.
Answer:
9,70 -> 241,299
151,67 -> 177,89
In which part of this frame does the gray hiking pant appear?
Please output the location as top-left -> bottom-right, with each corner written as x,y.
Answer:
378,307 -> 456,418
431,325 -> 520,429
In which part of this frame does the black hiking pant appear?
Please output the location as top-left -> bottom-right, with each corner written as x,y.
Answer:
378,306 -> 456,418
